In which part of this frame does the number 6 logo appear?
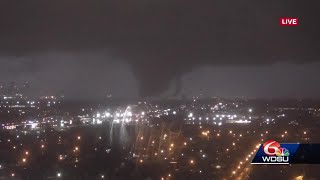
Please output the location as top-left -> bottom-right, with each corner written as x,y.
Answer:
263,140 -> 280,156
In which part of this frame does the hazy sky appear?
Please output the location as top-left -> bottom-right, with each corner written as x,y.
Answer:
0,0 -> 320,99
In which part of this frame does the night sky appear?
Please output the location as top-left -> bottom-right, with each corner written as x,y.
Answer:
0,0 -> 320,99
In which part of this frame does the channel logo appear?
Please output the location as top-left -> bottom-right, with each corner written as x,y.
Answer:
261,140 -> 289,163
251,140 -> 299,165
263,140 -> 290,157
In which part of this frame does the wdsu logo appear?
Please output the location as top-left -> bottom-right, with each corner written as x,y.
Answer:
262,140 -> 290,163
251,140 -> 299,165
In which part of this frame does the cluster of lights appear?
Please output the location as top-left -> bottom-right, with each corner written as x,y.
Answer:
1,99 -> 316,179
201,131 -> 210,136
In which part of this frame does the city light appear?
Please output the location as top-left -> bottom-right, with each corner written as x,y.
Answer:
0,86 -> 316,179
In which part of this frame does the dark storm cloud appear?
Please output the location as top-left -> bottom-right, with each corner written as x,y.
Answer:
0,0 -> 320,97
0,53 -> 139,99
182,62 -> 320,98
